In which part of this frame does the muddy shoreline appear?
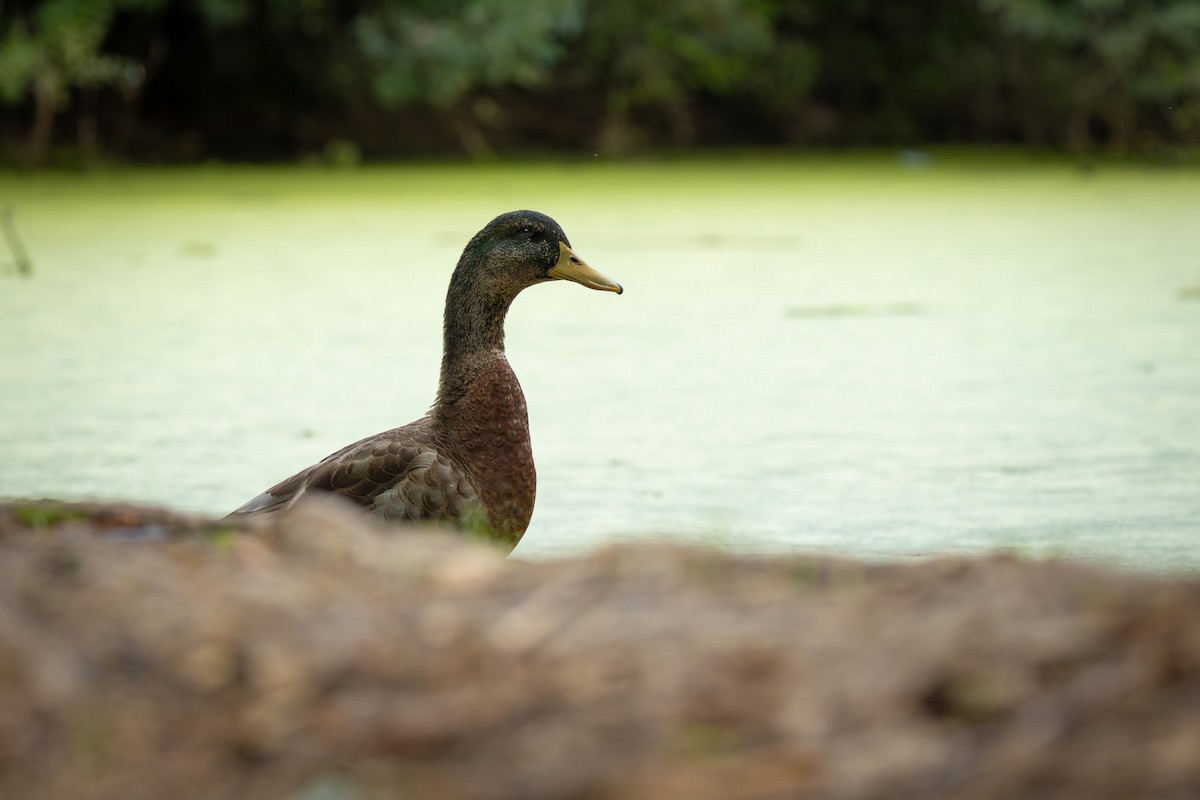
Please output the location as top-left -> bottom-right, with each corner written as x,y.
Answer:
1,498 -> 1197,799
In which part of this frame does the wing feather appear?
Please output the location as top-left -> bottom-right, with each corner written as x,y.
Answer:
223,417 -> 480,526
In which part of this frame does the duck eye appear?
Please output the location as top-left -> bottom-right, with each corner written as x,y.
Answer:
519,226 -> 535,239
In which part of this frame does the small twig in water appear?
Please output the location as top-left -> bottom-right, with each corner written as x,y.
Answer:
1,206 -> 34,276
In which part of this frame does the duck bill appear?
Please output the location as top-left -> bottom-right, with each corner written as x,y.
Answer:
549,242 -> 623,294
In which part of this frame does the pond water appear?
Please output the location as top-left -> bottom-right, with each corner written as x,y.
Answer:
2,156 -> 1198,570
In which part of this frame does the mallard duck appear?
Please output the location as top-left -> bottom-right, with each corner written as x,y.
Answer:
224,210 -> 621,551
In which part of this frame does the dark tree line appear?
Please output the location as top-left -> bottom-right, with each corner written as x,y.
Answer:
2,0 -> 1198,165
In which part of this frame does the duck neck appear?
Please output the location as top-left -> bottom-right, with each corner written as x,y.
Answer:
435,264 -> 520,410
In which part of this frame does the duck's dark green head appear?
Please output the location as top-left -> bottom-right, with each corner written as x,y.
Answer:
458,210 -> 623,296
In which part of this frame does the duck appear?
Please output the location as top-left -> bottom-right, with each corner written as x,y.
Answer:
224,210 -> 622,551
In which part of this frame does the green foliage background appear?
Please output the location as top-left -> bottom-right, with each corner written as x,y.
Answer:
1,0 -> 1198,163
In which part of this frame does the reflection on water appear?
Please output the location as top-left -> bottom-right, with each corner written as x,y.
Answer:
1,160 -> 1198,570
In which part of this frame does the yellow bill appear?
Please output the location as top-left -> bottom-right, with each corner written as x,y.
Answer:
549,241 -> 623,294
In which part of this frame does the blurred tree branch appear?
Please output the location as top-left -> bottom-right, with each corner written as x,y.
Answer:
0,0 -> 163,165
979,0 -> 1200,150
0,0 -> 1197,163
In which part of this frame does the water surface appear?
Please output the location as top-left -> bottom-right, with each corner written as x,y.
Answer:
2,157 -> 1198,569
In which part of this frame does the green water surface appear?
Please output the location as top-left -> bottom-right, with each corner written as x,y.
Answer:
2,155 -> 1198,569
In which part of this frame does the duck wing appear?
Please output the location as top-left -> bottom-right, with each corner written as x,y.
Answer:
224,419 -> 479,525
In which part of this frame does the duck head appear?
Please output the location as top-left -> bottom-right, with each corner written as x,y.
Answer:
456,210 -> 623,298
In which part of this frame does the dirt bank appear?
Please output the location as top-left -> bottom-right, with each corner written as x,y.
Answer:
1,498 -> 1197,799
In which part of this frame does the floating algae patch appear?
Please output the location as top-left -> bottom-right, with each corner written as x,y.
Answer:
783,302 -> 924,319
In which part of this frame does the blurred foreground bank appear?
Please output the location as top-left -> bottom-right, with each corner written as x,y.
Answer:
0,497 -> 1197,799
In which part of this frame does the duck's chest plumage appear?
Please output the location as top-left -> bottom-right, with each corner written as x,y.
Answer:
439,358 -> 537,546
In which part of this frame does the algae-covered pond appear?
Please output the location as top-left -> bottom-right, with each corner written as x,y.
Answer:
1,155 -> 1198,568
